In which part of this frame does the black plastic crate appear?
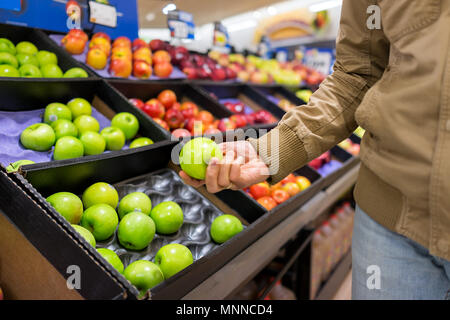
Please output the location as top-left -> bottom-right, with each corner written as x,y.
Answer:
0,23 -> 95,78
249,84 -> 307,111
0,79 -> 169,169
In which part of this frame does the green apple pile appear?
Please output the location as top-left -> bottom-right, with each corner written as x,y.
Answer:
19,98 -> 151,160
46,181 -> 194,295
0,38 -> 88,78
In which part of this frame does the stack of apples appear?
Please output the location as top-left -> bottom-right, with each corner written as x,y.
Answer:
0,37 -> 86,78
109,36 -> 132,78
86,32 -> 111,70
337,138 -> 360,156
222,101 -> 277,127
132,39 -> 152,79
19,98 -> 153,161
129,90 -> 223,137
45,181 -> 194,295
244,173 -> 311,211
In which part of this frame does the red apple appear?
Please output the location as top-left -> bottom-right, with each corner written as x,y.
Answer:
132,38 -> 149,51
89,37 -> 111,56
257,196 -> 277,210
143,99 -> 165,118
171,102 -> 181,111
196,110 -> 214,125
61,35 -> 86,54
169,46 -> 189,65
281,173 -> 297,185
249,182 -> 270,199
92,32 -> 111,43
154,62 -> 173,78
180,102 -> 199,119
153,117 -> 170,131
172,128 -> 191,138
229,114 -> 247,128
245,113 -> 255,125
153,50 -> 171,65
113,36 -> 131,48
133,47 -> 152,64
271,189 -> 290,204
129,98 -> 144,110
184,118 -> 205,135
149,39 -> 166,52
210,67 -> 227,81
111,46 -> 132,60
109,58 -> 132,78
218,118 -> 237,132
226,102 -> 245,114
157,90 -> 177,109
204,128 -> 221,135
253,110 -> 273,124
183,67 -> 198,79
133,61 -> 152,79
68,29 -> 88,42
164,108 -> 185,129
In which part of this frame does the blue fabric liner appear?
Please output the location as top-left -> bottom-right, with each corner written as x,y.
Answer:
317,160 -> 342,176
0,106 -> 115,166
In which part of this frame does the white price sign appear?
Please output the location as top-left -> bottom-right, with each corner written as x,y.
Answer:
89,1 -> 117,28
168,20 -> 189,39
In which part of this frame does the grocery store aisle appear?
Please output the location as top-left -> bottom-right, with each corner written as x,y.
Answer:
332,271 -> 352,300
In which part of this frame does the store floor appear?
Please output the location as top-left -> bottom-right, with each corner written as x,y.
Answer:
332,271 -> 352,300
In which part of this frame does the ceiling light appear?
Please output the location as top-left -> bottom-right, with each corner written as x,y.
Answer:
162,3 -> 176,15
145,12 -> 155,21
309,0 -> 342,12
227,20 -> 257,32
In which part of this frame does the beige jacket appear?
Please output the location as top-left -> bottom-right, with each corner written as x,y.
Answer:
250,0 -> 450,260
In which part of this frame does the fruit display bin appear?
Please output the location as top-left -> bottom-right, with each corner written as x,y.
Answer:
0,23 -> 95,78
2,139 -> 288,299
46,33 -> 186,81
107,79 -> 234,136
249,84 -> 307,110
192,82 -> 285,131
0,78 -> 169,168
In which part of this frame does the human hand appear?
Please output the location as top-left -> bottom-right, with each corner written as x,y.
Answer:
179,140 -> 270,193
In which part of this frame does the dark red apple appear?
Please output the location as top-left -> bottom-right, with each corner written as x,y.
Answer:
245,113 -> 256,125
183,67 -> 197,79
229,114 -> 248,128
180,101 -> 199,119
218,118 -> 237,131
132,38 -> 148,51
253,110 -> 273,124
172,128 -> 191,138
164,108 -> 185,129
152,117 -> 170,131
149,39 -> 166,52
210,67 -> 227,81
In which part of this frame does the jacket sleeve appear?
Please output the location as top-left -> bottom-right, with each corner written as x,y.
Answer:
248,0 -> 390,183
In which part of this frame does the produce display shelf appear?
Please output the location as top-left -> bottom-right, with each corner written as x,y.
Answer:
315,250 -> 352,300
181,163 -> 360,299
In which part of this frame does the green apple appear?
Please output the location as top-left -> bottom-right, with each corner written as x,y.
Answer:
51,119 -> 78,140
40,64 -> 63,78
67,98 -> 92,118
210,214 -> 243,244
150,201 -> 183,235
101,126 -> 125,151
63,67 -> 88,78
130,137 -> 153,149
81,204 -> 118,241
154,243 -> 193,279
79,131 -> 105,155
179,137 -> 223,180
0,38 -> 16,55
117,212 -> 155,251
73,115 -> 100,135
123,260 -> 164,296
82,182 -> 119,209
0,52 -> 18,68
53,136 -> 84,160
97,248 -> 124,273
72,224 -> 96,247
46,192 -> 83,224
20,123 -> 55,151
6,159 -> 35,173
16,53 -> 39,67
19,64 -> 42,77
111,112 -> 139,140
36,50 -> 57,67
118,192 -> 152,219
0,64 -> 19,77
15,41 -> 38,56
43,102 -> 72,124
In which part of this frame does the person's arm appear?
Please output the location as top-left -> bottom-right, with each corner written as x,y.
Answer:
249,0 -> 390,183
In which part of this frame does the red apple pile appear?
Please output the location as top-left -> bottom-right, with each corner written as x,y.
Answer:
244,173 -> 311,211
132,39 -> 152,79
222,101 -> 277,126
109,36 -> 132,78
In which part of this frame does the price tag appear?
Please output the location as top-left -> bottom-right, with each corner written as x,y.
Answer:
302,48 -> 335,75
168,20 -> 189,39
89,1 -> 117,28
